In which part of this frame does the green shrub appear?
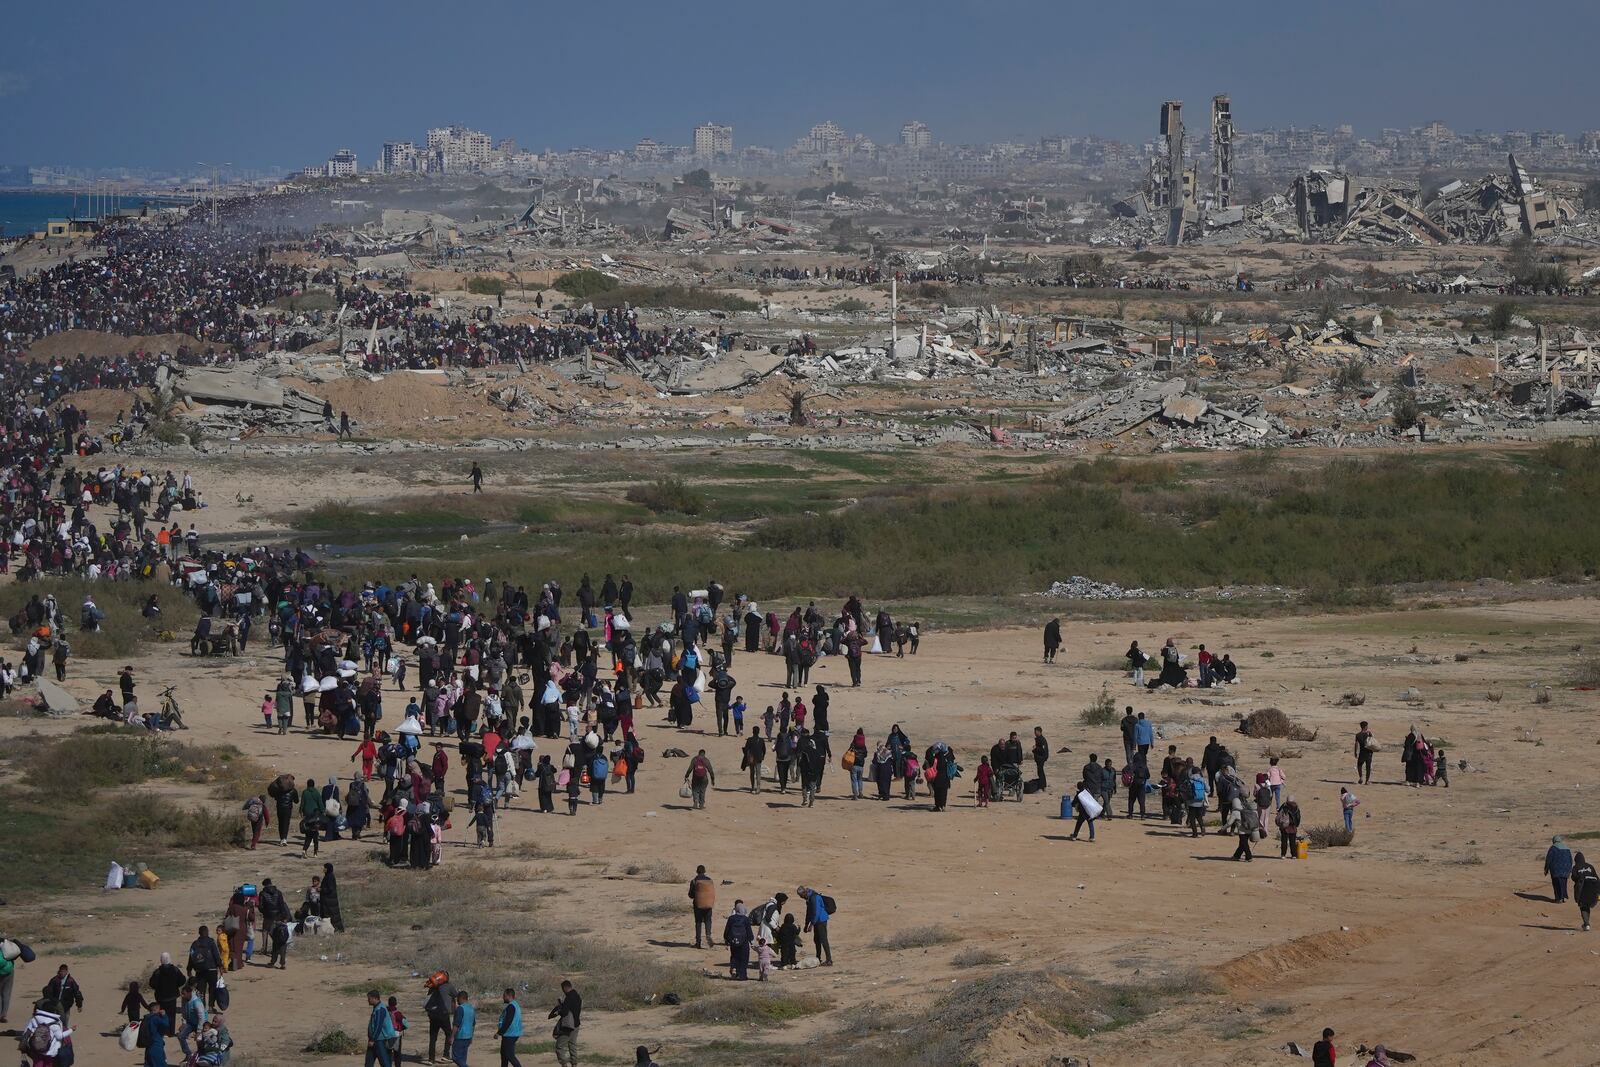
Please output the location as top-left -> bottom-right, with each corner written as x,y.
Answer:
1332,360 -> 1366,393
626,478 -> 704,516
1487,300 -> 1518,337
674,990 -> 832,1028
552,270 -> 619,301
466,275 -> 507,297
304,1027 -> 364,1055
1391,389 -> 1420,431
1079,685 -> 1116,727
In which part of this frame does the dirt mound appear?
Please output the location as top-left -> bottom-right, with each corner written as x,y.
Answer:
1240,706 -> 1317,740
1213,926 -> 1383,989
25,329 -> 204,361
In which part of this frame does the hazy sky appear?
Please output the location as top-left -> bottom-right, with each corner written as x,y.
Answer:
6,0 -> 1598,173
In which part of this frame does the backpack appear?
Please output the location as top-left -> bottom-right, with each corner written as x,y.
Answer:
246,798 -> 264,822
590,756 -> 608,780
26,1025 -> 53,1055
691,757 -> 709,781
135,1018 -> 153,1049
1120,769 -> 1134,787
820,894 -> 838,915
1189,779 -> 1206,803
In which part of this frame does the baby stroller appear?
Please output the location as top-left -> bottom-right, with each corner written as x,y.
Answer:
995,763 -> 1025,803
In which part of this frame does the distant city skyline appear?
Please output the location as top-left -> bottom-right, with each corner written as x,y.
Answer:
6,0 -> 1600,174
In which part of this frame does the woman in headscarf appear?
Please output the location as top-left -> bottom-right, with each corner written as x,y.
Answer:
872,741 -> 893,801
385,801 -> 408,865
924,741 -> 953,812
1545,836 -> 1574,903
1364,1046 -> 1391,1067
319,863 -> 344,932
1401,726 -> 1419,785
346,773 -> 370,841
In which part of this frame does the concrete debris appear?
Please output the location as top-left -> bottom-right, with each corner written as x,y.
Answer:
1036,576 -> 1176,600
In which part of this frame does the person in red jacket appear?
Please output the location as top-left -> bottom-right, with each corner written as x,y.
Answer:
350,738 -> 377,781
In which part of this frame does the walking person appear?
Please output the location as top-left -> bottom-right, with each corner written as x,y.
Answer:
1340,787 -> 1359,833
723,902 -> 752,980
365,989 -> 398,1067
742,729 -> 766,793
1068,780 -> 1098,841
684,749 -> 714,809
1042,618 -> 1061,663
548,981 -> 581,1067
450,990 -> 475,1067
494,987 -> 523,1067
1354,720 -> 1375,784
1276,796 -> 1303,859
1572,851 -> 1599,931
1032,726 -> 1049,790
689,865 -> 716,949
1546,835 -> 1574,902
1186,769 -> 1208,838
424,972 -> 458,1065
1233,798 -> 1259,861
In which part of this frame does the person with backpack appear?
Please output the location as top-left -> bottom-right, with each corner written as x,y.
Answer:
1123,754 -> 1149,818
242,794 -> 268,850
1277,797 -> 1303,858
1234,798 -> 1260,861
798,885 -> 834,966
137,1000 -> 170,1067
22,995 -> 71,1064
588,749 -> 609,805
1186,769 -> 1209,838
1573,851 -> 1599,931
689,865 -> 717,949
269,774 -> 297,845
742,729 -> 767,793
722,901 -> 753,980
711,662 -> 736,736
797,730 -> 825,807
684,750 -> 714,809
183,928 -> 220,1010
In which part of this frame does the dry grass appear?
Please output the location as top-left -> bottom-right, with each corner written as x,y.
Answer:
951,946 -> 1007,968
328,864 -> 707,1012
1305,824 -> 1355,848
1568,656 -> 1600,688
870,925 -> 960,950
674,989 -> 833,1028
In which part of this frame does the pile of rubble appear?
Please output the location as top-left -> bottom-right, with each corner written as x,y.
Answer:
1036,576 -> 1178,600
157,365 -> 330,436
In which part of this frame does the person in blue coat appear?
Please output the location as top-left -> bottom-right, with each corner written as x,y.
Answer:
1134,712 -> 1155,757
365,989 -> 397,1067
1546,835 -> 1574,902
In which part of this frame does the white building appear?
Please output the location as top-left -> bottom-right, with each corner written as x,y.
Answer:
381,141 -> 418,173
796,120 -> 846,157
425,125 -> 493,172
693,123 -> 733,160
900,120 -> 932,150
324,149 -> 359,178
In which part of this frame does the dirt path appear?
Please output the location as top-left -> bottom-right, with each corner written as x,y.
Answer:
2,597 -> 1596,1065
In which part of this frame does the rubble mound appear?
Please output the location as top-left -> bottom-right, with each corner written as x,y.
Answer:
1037,576 -> 1176,600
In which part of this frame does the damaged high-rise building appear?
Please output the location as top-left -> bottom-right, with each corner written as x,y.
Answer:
1211,95 -> 1233,208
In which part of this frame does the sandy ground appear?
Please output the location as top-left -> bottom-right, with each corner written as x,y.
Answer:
2,596 -> 1597,1066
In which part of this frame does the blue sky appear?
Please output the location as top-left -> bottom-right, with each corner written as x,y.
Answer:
5,0 -> 1597,172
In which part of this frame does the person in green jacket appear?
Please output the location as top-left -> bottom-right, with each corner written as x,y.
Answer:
299,778 -> 325,857
365,989 -> 397,1067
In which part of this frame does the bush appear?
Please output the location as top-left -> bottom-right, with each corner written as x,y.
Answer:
951,946 -> 1006,968
304,1027 -> 364,1055
1239,708 -> 1316,741
1304,824 -> 1354,848
1332,360 -> 1366,394
1487,301 -> 1518,337
552,269 -> 620,301
607,285 -> 757,313
1391,389 -> 1420,431
465,275 -> 507,297
626,478 -> 704,516
834,298 -> 869,313
1567,657 -> 1600,688
1078,685 -> 1116,727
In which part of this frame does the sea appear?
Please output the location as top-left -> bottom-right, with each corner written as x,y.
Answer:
0,190 -> 163,238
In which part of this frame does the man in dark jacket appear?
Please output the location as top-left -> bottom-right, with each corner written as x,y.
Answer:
1032,727 -> 1050,790
1080,754 -> 1104,806
150,951 -> 187,1016
185,926 -> 224,1008
549,980 -> 581,1067
742,731 -> 767,793
1202,736 -> 1223,792
42,966 -> 83,1022
1042,618 -> 1061,663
